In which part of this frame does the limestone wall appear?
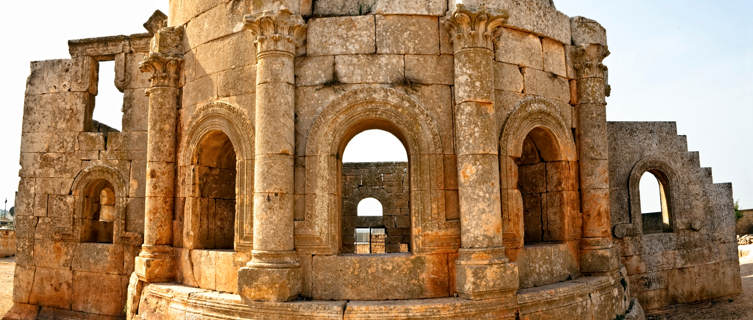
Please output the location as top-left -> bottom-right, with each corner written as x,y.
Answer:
11,30 -> 152,317
608,121 -> 742,311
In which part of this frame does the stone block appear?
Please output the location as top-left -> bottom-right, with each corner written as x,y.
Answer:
29,267 -> 72,309
71,243 -> 124,274
76,132 -> 105,151
20,131 -> 77,153
312,254 -> 449,300
125,52 -> 151,89
308,16 -> 376,56
517,243 -> 578,288
518,163 -> 546,193
496,28 -> 542,69
455,259 -> 518,300
191,249 -> 217,290
571,16 -> 607,46
22,92 -> 91,133
334,54 -> 404,84
405,55 -> 453,85
26,58 -> 97,95
372,0 -> 446,15
546,161 -> 578,192
295,56 -> 335,86
183,3 -> 238,50
238,264 -> 302,302
376,15 -> 439,54
72,272 -> 125,316
33,240 -> 74,269
542,38 -> 567,77
122,89 -> 149,132
312,0 -> 377,16
454,50 -> 495,104
13,265 -> 34,303
195,32 -> 255,79
522,67 -> 570,102
494,62 -> 524,93
217,64 -> 256,98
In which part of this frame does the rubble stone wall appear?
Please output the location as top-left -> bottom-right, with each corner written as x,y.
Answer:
608,121 -> 742,311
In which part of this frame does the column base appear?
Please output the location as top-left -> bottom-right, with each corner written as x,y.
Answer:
238,250 -> 302,302
580,237 -> 619,274
134,245 -> 175,283
455,247 -> 519,300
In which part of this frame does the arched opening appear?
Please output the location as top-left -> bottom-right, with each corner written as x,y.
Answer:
517,127 -> 574,245
357,197 -> 384,216
340,129 -> 410,254
193,131 -> 237,250
640,171 -> 672,234
80,179 -> 115,243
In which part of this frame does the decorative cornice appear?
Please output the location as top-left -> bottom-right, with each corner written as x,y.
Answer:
244,8 -> 306,55
441,4 -> 508,52
139,53 -> 183,88
572,44 -> 609,79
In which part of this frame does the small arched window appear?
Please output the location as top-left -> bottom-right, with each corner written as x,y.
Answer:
81,180 -> 116,243
357,197 -> 383,217
639,171 -> 672,234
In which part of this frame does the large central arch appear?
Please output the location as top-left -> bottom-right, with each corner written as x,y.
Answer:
299,87 -> 448,254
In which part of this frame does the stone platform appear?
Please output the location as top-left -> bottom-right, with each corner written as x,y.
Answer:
136,273 -> 630,319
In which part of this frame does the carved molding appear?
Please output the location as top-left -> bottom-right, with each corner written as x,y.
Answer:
244,8 -> 306,55
442,4 -> 508,52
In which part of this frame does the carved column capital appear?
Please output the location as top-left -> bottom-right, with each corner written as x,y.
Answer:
244,8 -> 306,55
139,53 -> 183,88
442,4 -> 508,52
572,44 -> 609,79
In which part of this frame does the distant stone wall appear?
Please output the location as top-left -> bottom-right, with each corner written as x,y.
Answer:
0,230 -> 16,257
341,162 -> 409,253
736,209 -> 753,235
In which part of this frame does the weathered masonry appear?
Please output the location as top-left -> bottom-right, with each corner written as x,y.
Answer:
6,0 -> 741,319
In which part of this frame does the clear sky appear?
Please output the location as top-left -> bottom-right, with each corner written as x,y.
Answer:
0,1 -> 750,212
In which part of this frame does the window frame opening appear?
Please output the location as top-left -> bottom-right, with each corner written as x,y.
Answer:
639,170 -> 673,234
338,127 -> 411,255
88,59 -> 124,133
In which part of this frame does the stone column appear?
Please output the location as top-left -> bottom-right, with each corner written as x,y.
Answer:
442,5 -> 518,300
571,17 -> 619,274
134,27 -> 184,283
237,8 -> 306,302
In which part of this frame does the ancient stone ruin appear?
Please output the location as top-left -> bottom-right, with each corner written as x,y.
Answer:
7,0 -> 742,319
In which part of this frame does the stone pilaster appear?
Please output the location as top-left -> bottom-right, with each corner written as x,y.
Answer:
134,27 -> 184,283
237,7 -> 306,302
442,5 -> 518,300
571,17 -> 619,274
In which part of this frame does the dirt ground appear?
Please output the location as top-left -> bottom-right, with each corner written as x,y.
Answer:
0,256 -> 749,319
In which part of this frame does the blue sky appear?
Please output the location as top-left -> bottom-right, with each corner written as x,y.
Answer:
0,1 -> 750,211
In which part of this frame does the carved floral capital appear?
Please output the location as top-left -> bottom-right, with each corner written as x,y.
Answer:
572,44 -> 610,79
139,53 -> 183,88
244,8 -> 306,55
442,4 -> 508,52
